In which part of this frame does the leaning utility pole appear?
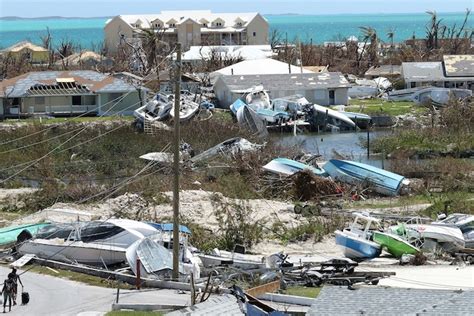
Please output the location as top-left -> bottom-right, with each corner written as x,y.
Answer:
172,43 -> 182,281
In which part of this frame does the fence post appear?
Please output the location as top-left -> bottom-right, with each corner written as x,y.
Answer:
136,258 -> 141,290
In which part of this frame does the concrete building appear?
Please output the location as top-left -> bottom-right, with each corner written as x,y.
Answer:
0,70 -> 145,118
213,72 -> 350,107
104,10 -> 269,53
1,41 -> 49,64
180,45 -> 274,64
402,55 -> 474,90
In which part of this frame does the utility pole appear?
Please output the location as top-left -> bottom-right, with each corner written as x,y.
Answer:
172,43 -> 181,281
298,39 -> 303,74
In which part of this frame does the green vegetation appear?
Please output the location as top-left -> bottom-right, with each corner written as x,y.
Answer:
106,312 -> 164,316
371,100 -> 473,156
282,286 -> 321,298
345,99 -> 424,116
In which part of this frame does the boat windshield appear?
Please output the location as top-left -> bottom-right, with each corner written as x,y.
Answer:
36,223 -> 75,240
79,221 -> 125,242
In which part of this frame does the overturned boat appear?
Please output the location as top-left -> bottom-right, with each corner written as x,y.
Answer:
386,87 -> 428,102
323,159 -> 408,196
236,104 -> 268,137
262,157 -> 328,177
335,212 -> 381,260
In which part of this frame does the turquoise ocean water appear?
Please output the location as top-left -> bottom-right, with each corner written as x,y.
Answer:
0,13 -> 470,49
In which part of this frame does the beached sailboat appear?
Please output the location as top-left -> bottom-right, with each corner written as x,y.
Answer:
335,212 -> 381,260
323,159 -> 409,196
262,157 -> 328,177
372,231 -> 419,258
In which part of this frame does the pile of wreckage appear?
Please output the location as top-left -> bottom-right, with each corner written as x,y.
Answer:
133,89 -> 215,130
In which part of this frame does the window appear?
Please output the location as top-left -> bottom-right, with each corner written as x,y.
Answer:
169,23 -> 176,27
202,23 -> 208,27
35,97 -> 45,105
410,82 -> 416,88
236,22 -> 243,27
72,95 -> 82,106
329,90 -> 335,99
109,93 -> 122,102
253,32 -> 256,37
154,23 -> 161,28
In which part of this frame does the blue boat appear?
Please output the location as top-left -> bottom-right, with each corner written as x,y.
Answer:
335,212 -> 381,260
230,99 -> 246,115
263,157 -> 328,177
256,108 -> 290,124
323,159 -> 408,196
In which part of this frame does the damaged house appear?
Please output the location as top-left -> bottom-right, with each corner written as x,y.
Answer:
213,72 -> 350,108
0,70 -> 146,118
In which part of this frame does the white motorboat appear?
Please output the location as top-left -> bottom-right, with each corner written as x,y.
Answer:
389,223 -> 465,251
386,87 -> 428,101
213,249 -> 266,270
133,93 -> 172,123
412,87 -> 472,106
335,212 -> 381,260
230,85 -> 271,114
170,98 -> 200,122
433,213 -> 474,249
18,219 -> 160,265
18,238 -> 127,266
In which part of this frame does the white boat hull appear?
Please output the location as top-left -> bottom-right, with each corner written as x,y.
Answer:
19,239 -> 127,266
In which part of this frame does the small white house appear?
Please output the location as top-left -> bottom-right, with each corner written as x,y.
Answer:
0,70 -> 146,118
214,72 -> 350,107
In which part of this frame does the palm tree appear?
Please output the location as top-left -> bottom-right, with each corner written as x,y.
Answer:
359,26 -> 379,68
386,28 -> 395,48
426,10 -> 443,49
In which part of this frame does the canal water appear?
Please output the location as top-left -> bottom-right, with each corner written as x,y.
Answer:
275,129 -> 393,168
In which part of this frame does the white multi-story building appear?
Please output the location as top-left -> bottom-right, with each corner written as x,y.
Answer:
104,10 -> 269,53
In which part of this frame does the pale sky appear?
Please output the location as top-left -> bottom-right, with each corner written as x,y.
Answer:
0,0 -> 472,17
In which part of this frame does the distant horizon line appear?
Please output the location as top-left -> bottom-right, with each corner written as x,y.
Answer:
0,11 -> 468,20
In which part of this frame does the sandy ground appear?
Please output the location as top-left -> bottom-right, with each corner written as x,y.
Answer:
0,188 -> 38,201
12,190 -> 299,231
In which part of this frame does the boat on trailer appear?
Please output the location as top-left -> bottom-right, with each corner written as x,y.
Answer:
335,212 -> 381,260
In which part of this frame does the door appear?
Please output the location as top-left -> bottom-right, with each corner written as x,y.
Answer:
329,90 -> 335,105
